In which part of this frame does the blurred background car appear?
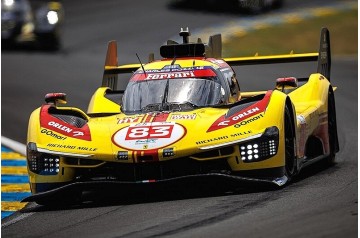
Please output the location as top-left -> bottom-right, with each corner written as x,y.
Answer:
239,0 -> 283,13
1,0 -> 64,51
169,0 -> 284,14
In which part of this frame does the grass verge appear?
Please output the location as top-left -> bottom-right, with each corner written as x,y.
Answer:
223,8 -> 358,57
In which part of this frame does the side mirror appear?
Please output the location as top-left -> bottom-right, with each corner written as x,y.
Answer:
275,77 -> 298,92
45,93 -> 67,105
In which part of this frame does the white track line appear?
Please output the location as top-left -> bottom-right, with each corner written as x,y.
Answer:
1,211 -> 35,228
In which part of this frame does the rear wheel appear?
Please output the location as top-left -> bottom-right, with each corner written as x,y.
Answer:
284,105 -> 297,180
326,90 -> 338,165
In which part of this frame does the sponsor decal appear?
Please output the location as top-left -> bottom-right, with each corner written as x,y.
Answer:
47,143 -> 74,149
40,105 -> 91,141
234,114 -> 264,128
170,114 -> 196,120
196,131 -> 252,145
196,136 -> 229,145
48,121 -> 72,133
112,122 -> 186,150
135,139 -> 157,144
76,146 -> 97,151
130,68 -> 216,81
230,131 -> 252,138
117,116 -> 142,124
146,72 -> 195,80
46,143 -> 97,151
41,129 -> 67,140
207,91 -> 272,132
138,66 -> 206,73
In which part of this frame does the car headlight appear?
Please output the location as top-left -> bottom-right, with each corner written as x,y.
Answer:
27,142 -> 60,175
47,10 -> 59,25
3,0 -> 14,8
239,126 -> 279,163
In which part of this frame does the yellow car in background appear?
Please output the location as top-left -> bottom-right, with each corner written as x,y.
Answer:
24,27 -> 338,205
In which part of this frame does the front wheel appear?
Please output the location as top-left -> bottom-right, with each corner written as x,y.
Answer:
284,105 -> 297,180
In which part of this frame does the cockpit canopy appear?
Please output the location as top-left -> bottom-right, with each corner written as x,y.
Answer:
121,66 -> 226,113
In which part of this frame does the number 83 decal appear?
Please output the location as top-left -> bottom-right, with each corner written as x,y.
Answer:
112,122 -> 186,150
125,125 -> 174,140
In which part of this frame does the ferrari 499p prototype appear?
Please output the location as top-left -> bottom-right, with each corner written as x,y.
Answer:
24,27 -> 338,205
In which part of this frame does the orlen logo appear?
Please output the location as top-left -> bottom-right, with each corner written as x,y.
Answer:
217,107 -> 260,126
207,91 -> 272,132
48,121 -> 72,133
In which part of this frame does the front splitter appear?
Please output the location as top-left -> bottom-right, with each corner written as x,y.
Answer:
23,173 -> 288,203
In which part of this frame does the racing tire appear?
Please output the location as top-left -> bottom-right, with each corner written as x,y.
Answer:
326,90 -> 339,165
284,105 -> 297,180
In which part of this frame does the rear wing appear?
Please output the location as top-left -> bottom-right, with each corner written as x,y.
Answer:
102,28 -> 331,90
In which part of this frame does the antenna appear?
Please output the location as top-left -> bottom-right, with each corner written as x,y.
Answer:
179,27 -> 190,44
136,53 -> 147,77
193,41 -> 196,67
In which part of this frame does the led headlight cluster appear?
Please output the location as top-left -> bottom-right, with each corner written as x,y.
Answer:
47,11 -> 59,25
27,142 -> 60,175
240,143 -> 260,161
42,156 -> 60,175
163,148 -> 175,157
117,151 -> 129,160
239,127 -> 279,163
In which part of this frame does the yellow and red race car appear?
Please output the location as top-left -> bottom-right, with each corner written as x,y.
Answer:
24,28 -> 338,205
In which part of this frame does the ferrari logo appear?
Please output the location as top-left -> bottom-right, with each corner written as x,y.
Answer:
143,145 -> 148,149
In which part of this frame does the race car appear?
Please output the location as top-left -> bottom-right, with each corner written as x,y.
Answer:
24,27 -> 338,205
1,0 -> 64,50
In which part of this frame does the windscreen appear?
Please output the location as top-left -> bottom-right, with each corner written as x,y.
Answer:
122,78 -> 224,113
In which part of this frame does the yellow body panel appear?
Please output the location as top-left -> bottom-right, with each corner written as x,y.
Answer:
87,87 -> 121,114
289,73 -> 331,157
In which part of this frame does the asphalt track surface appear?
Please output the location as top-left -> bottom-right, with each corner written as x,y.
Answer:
1,0 -> 357,237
